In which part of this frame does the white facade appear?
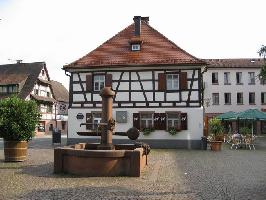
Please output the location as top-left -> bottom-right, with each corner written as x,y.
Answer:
30,67 -> 55,121
68,107 -> 203,140
204,68 -> 266,114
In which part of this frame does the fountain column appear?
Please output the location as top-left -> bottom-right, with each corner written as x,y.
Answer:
97,87 -> 115,150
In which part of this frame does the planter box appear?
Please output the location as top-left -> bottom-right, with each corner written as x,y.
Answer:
209,141 -> 222,151
4,141 -> 28,162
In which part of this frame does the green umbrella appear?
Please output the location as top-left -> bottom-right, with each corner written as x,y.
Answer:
216,111 -> 237,120
233,109 -> 266,121
229,109 -> 266,136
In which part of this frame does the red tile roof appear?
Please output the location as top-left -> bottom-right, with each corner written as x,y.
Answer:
205,58 -> 265,68
64,20 -> 206,69
0,74 -> 28,85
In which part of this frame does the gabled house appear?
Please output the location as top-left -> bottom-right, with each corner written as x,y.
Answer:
63,16 -> 207,148
0,62 -> 69,135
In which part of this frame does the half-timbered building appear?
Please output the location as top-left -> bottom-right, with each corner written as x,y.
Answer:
0,61 -> 69,135
64,16 -> 207,148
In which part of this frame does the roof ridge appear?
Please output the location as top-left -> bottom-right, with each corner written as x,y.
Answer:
204,58 -> 261,60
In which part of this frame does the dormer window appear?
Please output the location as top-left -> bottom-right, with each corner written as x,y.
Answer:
132,44 -> 140,51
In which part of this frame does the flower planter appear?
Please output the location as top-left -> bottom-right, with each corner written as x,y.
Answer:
215,135 -> 224,142
209,141 -> 222,151
4,141 -> 28,162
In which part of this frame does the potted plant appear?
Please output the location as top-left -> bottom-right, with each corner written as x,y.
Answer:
0,96 -> 40,161
208,118 -> 224,151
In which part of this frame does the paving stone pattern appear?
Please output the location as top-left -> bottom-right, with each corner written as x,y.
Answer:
0,137 -> 266,200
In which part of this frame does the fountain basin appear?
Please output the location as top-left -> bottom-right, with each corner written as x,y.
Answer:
54,143 -> 147,177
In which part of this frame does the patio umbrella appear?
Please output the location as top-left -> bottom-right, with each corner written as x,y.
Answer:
234,109 -> 266,121
216,111 -> 237,120
230,109 -> 266,136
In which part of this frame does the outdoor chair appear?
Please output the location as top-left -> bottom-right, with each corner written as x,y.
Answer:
224,134 -> 232,144
231,137 -> 241,150
244,136 -> 255,150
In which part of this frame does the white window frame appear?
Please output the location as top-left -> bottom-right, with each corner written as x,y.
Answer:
236,72 -> 243,84
0,85 -> 18,93
237,92 -> 243,104
212,93 -> 219,105
212,72 -> 219,84
166,112 -> 181,130
249,92 -> 255,104
224,72 -> 230,85
38,122 -> 45,132
34,89 -> 39,95
224,93 -> 231,105
47,105 -> 53,113
131,44 -> 140,51
248,72 -> 255,84
260,79 -> 266,85
140,113 -> 154,129
261,92 -> 266,104
94,75 -> 105,91
166,74 -> 179,90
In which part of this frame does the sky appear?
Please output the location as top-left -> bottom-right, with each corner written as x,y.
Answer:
0,0 -> 266,90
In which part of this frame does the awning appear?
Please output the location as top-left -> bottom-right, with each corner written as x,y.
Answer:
233,109 -> 266,121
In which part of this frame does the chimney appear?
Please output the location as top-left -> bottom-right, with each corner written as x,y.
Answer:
133,16 -> 141,36
141,17 -> 149,24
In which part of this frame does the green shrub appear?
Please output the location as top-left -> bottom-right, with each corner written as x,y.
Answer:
0,96 -> 40,141
240,127 -> 251,135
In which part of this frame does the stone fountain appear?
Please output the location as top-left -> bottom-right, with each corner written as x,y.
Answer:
54,87 -> 150,177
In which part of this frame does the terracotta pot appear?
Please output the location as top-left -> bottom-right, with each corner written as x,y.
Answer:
4,141 -> 28,162
215,135 -> 224,141
210,141 -> 222,151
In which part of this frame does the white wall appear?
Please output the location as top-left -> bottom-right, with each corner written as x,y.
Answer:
31,83 -> 53,98
38,67 -> 49,80
68,107 -> 203,140
204,68 -> 266,113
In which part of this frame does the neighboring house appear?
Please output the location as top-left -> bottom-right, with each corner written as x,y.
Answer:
50,80 -> 69,134
63,16 -> 207,149
203,59 -> 266,134
0,62 -> 69,135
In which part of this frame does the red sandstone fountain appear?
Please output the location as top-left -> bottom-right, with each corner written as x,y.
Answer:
54,87 -> 150,177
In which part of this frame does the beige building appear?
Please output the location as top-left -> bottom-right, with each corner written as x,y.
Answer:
203,59 -> 266,134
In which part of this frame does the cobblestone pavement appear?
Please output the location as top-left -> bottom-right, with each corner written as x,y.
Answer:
0,136 -> 266,200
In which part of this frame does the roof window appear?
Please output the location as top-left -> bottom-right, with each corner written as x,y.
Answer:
132,44 -> 141,51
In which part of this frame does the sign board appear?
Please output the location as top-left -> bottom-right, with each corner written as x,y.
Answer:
116,111 -> 127,123
57,103 -> 68,115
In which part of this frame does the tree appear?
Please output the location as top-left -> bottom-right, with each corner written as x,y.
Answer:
258,45 -> 266,80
